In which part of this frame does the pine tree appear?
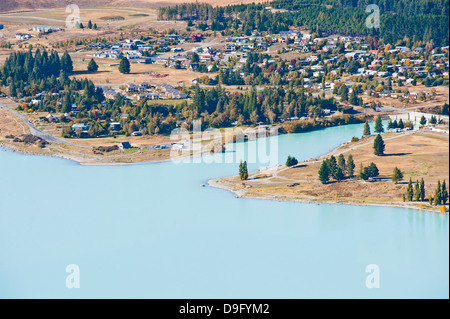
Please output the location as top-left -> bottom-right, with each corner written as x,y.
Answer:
286,155 -> 298,167
119,57 -> 130,74
392,167 -> 403,183
433,180 -> 441,205
419,178 -> 425,201
414,180 -> 421,201
346,154 -> 355,178
87,58 -> 98,73
406,178 -> 413,201
60,51 -> 73,74
335,167 -> 344,182
318,160 -> 330,184
239,160 -> 248,180
374,115 -> 384,133
242,160 -> 248,180
442,180 -> 448,205
349,90 -> 358,105
63,93 -> 72,113
420,115 -> 427,126
358,163 -> 365,180
337,154 -> 346,171
363,121 -> 371,136
373,134 -> 385,156
87,20 -> 93,29
398,119 -> 404,129
328,156 -> 337,177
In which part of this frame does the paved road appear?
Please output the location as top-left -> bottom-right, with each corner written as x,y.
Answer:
0,101 -> 87,147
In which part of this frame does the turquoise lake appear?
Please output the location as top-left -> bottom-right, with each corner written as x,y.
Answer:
0,122 -> 448,298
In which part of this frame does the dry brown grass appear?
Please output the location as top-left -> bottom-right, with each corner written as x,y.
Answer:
70,56 -> 205,86
215,130 -> 449,211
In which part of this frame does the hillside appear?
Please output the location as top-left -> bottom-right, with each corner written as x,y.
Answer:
0,0 -> 266,13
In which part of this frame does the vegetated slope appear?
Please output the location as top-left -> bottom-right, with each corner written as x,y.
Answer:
0,0 -> 265,13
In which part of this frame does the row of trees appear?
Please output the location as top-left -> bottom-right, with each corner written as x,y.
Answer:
405,178 -> 448,206
318,154 -> 355,184
158,0 -> 448,46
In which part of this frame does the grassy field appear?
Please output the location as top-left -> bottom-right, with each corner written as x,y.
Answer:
211,130 -> 450,212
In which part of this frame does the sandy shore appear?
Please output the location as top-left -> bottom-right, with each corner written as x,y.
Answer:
208,176 -> 448,213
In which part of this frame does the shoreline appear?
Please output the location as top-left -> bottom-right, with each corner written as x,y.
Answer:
207,176 -> 449,214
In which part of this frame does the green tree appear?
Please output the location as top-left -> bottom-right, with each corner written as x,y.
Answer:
340,85 -> 349,101
62,93 -> 72,113
430,115 -> 437,124
335,167 -> 344,182
392,167 -> 403,184
442,180 -> 448,205
414,180 -> 421,201
286,155 -> 298,167
349,90 -> 358,105
191,52 -> 200,63
406,178 -> 413,201
87,58 -> 98,73
373,134 -> 385,156
327,155 -> 337,177
420,178 -> 425,201
434,180 -> 441,205
337,154 -> 346,171
420,115 -> 427,126
87,20 -> 93,29
318,160 -> 330,184
346,154 -> 355,178
374,115 -> 384,133
366,162 -> 379,179
119,57 -> 131,74
239,160 -> 248,180
363,121 -> 371,136
61,51 -> 73,74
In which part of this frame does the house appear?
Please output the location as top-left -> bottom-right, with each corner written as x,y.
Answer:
126,83 -> 139,93
110,122 -> 121,131
71,123 -> 89,131
190,34 -> 203,42
119,142 -> 131,150
45,114 -> 61,122
225,43 -> 236,52
16,33 -> 31,40
137,57 -> 152,64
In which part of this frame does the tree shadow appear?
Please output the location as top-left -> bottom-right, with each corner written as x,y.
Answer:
71,70 -> 109,75
383,152 -> 412,156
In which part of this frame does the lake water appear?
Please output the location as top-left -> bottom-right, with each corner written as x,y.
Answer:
0,122 -> 448,298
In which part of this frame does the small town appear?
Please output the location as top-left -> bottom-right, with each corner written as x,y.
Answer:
0,0 -> 448,301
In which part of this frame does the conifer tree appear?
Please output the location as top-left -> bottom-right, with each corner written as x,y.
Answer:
442,180 -> 448,205
374,115 -> 384,133
433,180 -> 441,205
414,180 -> 421,201
406,178 -> 414,201
363,121 -> 371,136
346,154 -> 355,178
419,178 -> 425,201
373,134 -> 385,156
